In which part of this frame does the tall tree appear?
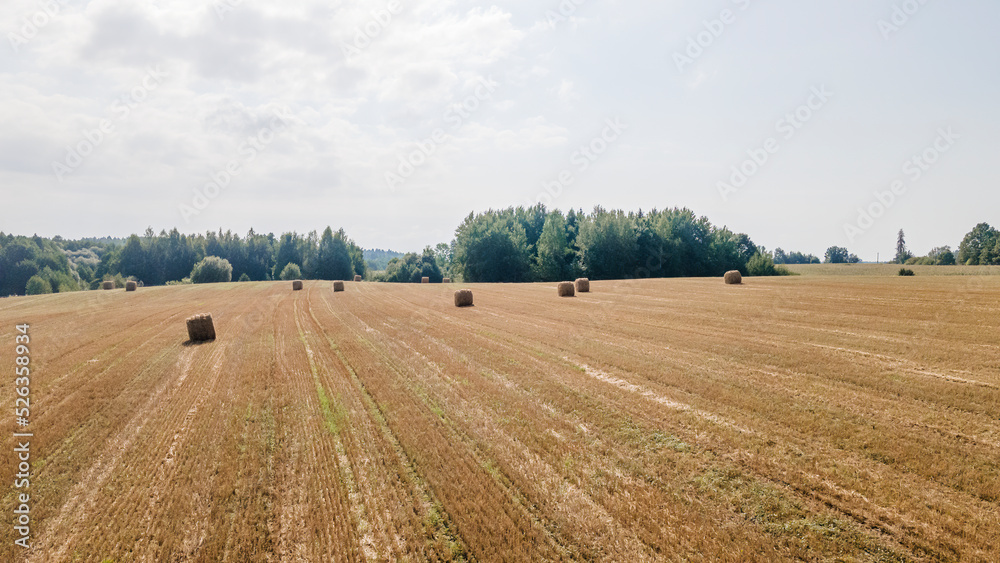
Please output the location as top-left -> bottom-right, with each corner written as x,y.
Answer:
825,246 -> 851,264
957,223 -> 998,265
452,211 -> 531,282
118,235 -> 147,282
576,207 -> 638,280
895,229 -> 912,264
272,233 -> 303,280
314,227 -> 343,280
534,211 -> 572,281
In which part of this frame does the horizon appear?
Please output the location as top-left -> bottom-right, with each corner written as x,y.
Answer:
3,0 -> 997,260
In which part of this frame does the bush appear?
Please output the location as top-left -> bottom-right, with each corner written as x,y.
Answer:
25,275 -> 52,295
747,251 -> 792,277
238,273 -> 251,282
898,268 -> 915,277
190,256 -> 233,284
279,263 -> 302,281
747,252 -> 775,276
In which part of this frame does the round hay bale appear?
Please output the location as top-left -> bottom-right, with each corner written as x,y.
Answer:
292,280 -> 303,291
186,313 -> 216,342
557,281 -> 575,297
354,275 -> 362,282
575,278 -> 590,293
724,270 -> 742,285
454,289 -> 474,307
421,277 -> 430,284
102,281 -> 114,290
443,277 -> 451,283
333,281 -> 345,292
125,281 -> 137,292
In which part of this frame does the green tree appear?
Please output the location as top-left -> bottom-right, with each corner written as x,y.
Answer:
419,247 -> 444,282
279,263 -> 302,281
382,254 -> 420,283
927,246 -> 956,265
453,211 -> 532,282
272,233 -> 304,280
895,229 -> 912,264
773,248 -> 788,264
746,250 -> 789,276
957,223 -> 998,265
577,208 -> 638,280
238,273 -> 251,282
315,227 -> 349,280
648,208 -> 714,277
190,256 -> 233,284
332,229 -> 358,280
25,275 -> 52,295
534,211 -> 573,281
825,246 -> 851,264
734,233 -> 758,264
434,242 -> 454,278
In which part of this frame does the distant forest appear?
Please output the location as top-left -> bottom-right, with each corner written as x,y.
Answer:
0,209 -> 994,296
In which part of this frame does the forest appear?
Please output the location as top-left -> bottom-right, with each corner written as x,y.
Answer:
1,207 -> 993,296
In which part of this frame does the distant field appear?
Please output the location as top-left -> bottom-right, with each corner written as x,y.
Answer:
786,263 -> 1000,276
1,277 -> 999,561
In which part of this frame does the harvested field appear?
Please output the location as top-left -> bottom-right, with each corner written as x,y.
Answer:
1,276 -> 999,561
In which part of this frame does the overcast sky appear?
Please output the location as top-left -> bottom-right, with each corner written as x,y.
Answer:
2,0 -> 998,259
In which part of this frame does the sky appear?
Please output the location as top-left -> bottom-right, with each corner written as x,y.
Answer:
2,0 -> 998,259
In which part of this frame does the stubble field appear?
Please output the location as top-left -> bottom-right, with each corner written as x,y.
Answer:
1,275 -> 998,562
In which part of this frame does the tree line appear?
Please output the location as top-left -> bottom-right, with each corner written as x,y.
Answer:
4,214 -> 999,296
450,206 -> 786,282
0,227 -> 368,295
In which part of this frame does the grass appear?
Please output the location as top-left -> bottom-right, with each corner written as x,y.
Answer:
785,262 -> 1000,276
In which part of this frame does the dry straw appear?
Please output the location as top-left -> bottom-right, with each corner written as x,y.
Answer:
186,313 -> 216,342
557,282 -> 575,297
102,281 -> 114,290
454,289 -> 474,307
421,277 -> 430,284
292,280 -> 303,291
125,281 -> 137,292
575,278 -> 590,293
724,270 -> 742,285
333,281 -> 345,292
354,275 -> 362,282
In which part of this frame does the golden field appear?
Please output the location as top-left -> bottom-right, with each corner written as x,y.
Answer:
1,275 -> 998,562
